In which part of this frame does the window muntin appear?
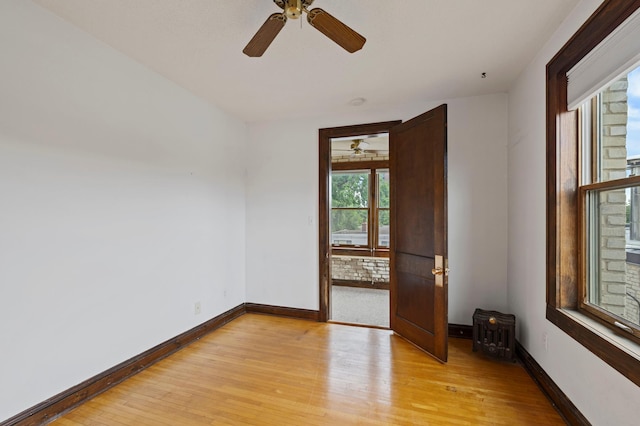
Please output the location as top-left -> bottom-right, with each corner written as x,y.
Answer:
579,64 -> 640,341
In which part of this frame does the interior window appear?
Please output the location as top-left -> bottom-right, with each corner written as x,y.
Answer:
330,167 -> 390,253
331,170 -> 369,246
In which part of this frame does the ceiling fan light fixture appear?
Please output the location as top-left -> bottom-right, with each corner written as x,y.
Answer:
285,0 -> 302,19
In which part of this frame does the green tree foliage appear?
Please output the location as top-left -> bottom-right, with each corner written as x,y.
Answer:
332,172 -> 368,208
331,172 -> 368,233
331,210 -> 368,235
378,171 -> 390,226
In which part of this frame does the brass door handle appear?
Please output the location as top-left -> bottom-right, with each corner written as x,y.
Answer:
431,267 -> 450,276
432,255 -> 449,287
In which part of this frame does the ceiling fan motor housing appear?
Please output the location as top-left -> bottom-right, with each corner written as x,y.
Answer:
285,0 -> 302,19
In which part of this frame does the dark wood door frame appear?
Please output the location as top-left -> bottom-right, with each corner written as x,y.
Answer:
318,121 -> 401,322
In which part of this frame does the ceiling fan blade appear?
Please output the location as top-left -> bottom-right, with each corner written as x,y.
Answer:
306,8 -> 366,53
243,13 -> 287,57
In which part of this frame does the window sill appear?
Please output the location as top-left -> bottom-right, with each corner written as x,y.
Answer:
564,309 -> 640,356
331,248 -> 389,258
547,306 -> 640,386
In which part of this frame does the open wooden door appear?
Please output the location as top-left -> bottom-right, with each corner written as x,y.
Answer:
390,104 -> 448,362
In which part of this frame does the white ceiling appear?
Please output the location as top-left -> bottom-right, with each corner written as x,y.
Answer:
33,0 -> 580,123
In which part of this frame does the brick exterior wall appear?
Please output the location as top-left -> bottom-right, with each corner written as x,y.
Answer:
625,263 -> 640,324
598,76 -> 640,325
600,78 -> 629,317
331,255 -> 389,283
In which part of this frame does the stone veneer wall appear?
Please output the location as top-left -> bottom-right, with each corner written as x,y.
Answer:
599,77 -> 628,317
331,255 -> 389,283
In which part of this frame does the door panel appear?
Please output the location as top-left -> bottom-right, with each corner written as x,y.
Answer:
396,257 -> 435,332
395,123 -> 434,257
390,104 -> 448,362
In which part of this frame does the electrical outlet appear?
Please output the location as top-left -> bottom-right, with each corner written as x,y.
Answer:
194,302 -> 201,315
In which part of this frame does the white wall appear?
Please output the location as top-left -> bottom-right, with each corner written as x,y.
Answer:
508,1 -> 640,424
246,94 -> 509,325
0,1 -> 246,420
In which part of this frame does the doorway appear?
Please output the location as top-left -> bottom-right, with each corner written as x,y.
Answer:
319,106 -> 449,361
329,135 -> 390,327
318,121 -> 400,327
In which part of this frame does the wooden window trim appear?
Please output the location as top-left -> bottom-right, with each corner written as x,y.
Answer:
331,248 -> 389,258
547,0 -> 640,386
330,156 -> 390,253
331,160 -> 389,171
330,169 -> 372,250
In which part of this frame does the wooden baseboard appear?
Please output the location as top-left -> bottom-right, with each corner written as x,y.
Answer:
515,341 -> 590,426
1,304 -> 246,426
245,303 -> 320,321
448,323 -> 472,339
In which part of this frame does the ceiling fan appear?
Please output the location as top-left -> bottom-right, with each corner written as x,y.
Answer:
333,139 -> 386,156
243,0 -> 366,57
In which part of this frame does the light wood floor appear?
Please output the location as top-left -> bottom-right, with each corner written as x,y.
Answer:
52,314 -> 565,425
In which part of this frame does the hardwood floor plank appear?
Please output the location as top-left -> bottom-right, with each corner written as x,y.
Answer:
52,314 -> 565,425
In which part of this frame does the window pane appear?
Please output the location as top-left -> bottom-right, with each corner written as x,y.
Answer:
378,209 -> 389,247
586,186 -> 640,328
331,209 -> 368,246
331,171 -> 369,208
591,64 -> 640,184
377,169 -> 390,208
